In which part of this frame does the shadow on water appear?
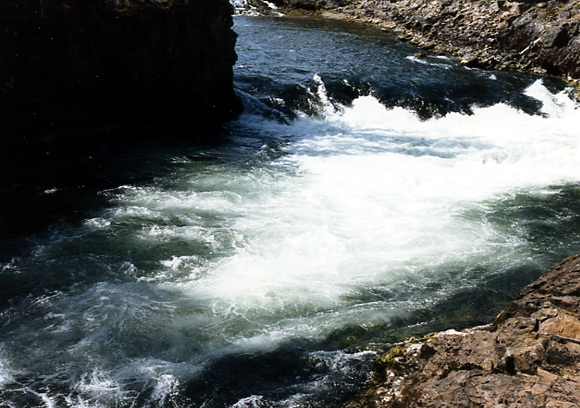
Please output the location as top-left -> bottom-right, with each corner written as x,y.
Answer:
0,127 -> 236,306
181,344 -> 375,407
0,128 -> 231,235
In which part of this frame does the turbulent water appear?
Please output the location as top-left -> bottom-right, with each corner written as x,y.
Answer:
1,14 -> 580,408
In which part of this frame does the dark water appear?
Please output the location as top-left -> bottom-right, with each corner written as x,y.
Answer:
1,15 -> 580,408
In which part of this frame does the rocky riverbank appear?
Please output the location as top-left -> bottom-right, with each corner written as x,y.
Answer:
346,255 -> 580,407
268,0 -> 580,87
0,0 -> 241,149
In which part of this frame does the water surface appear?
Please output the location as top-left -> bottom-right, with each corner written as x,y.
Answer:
1,15 -> 580,408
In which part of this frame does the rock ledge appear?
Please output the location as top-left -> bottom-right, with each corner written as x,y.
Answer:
347,255 -> 580,407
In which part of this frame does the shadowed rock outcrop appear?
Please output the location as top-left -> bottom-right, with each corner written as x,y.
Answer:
0,0 -> 241,147
347,255 -> 580,407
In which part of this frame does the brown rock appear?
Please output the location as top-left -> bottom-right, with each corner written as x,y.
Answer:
540,313 -> 580,340
347,255 -> 580,407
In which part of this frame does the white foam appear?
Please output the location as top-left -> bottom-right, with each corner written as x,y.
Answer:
84,218 -> 111,230
37,392 -> 57,408
525,81 -> 578,118
406,55 -> 451,69
0,348 -> 14,387
43,188 -> 59,195
62,351 -> 201,407
139,225 -> 218,247
86,80 -> 577,357
305,350 -> 376,373
151,373 -> 179,405
77,369 -> 126,400
19,79 -> 572,407
165,82 -> 578,326
231,395 -> 266,408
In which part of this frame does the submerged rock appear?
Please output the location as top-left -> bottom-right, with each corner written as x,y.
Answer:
347,255 -> 580,407
0,0 -> 241,147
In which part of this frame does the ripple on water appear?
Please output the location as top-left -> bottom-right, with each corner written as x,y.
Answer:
1,15 -> 580,408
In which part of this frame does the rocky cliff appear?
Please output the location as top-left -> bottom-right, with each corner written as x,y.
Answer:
0,0 -> 241,147
271,0 -> 580,86
347,255 -> 580,407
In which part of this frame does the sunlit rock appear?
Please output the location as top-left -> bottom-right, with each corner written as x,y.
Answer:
348,255 -> 580,407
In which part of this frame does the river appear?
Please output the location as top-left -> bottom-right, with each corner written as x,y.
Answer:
1,14 -> 580,408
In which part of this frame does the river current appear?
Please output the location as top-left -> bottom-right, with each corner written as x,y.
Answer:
1,14 -> 580,408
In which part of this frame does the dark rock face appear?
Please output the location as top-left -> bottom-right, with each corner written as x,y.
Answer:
0,0 -> 241,147
278,0 -> 580,85
348,255 -> 580,407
